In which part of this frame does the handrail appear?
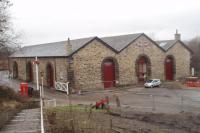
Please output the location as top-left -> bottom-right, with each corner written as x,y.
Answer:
40,86 -> 44,133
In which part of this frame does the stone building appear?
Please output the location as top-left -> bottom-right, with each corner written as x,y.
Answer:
9,31 -> 192,90
0,47 -> 9,70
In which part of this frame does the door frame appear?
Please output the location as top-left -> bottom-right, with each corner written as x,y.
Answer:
135,54 -> 151,82
46,63 -> 54,87
101,57 -> 119,88
13,61 -> 18,79
26,61 -> 33,82
165,55 -> 175,81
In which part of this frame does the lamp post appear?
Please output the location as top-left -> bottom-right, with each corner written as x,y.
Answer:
33,57 -> 40,91
40,71 -> 44,98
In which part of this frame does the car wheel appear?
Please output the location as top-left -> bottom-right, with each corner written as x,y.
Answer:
151,85 -> 153,88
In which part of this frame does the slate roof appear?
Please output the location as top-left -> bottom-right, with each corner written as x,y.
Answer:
10,37 -> 96,57
156,40 -> 192,53
101,33 -> 142,51
10,33 -> 191,58
10,33 -> 143,57
156,40 -> 177,51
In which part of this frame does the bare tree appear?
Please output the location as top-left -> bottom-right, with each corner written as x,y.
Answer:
187,36 -> 200,77
0,0 -> 20,70
0,0 -> 20,53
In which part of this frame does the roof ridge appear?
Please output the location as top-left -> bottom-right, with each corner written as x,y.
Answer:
100,33 -> 143,39
156,39 -> 175,42
23,40 -> 67,48
22,36 -> 97,48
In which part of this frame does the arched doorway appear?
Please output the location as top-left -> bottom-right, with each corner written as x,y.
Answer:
102,59 -> 116,88
136,55 -> 151,82
46,63 -> 54,87
165,56 -> 175,80
13,61 -> 18,79
26,61 -> 33,82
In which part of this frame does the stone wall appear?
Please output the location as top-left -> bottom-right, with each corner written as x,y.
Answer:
72,39 -> 117,89
8,35 -> 191,90
72,35 -> 191,90
117,35 -> 166,85
166,42 -> 191,79
0,58 -> 8,70
72,35 -> 166,89
9,58 -> 26,80
9,57 -> 68,87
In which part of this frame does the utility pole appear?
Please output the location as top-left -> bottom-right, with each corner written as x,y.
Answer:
34,57 -> 39,91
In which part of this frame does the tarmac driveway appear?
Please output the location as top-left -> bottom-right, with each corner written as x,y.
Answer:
1,70 -> 200,114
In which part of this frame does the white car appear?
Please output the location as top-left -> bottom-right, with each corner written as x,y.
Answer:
144,79 -> 161,88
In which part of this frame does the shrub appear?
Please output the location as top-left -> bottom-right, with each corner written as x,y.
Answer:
0,85 -> 25,102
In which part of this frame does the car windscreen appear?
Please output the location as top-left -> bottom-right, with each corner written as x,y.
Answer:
146,80 -> 153,83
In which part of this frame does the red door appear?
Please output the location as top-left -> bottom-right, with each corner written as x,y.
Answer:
138,57 -> 147,82
165,58 -> 173,80
47,64 -> 54,87
13,62 -> 18,79
27,62 -> 33,82
103,60 -> 115,88
29,64 -> 33,81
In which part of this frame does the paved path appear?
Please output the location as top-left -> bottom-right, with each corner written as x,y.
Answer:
0,108 -> 41,133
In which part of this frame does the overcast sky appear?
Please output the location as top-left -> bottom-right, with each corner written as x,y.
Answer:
10,0 -> 200,46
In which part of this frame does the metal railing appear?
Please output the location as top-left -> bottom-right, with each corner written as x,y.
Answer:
55,82 -> 69,94
40,86 -> 45,133
111,93 -> 200,113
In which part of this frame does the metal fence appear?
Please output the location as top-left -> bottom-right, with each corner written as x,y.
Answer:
180,96 -> 200,113
106,92 -> 200,114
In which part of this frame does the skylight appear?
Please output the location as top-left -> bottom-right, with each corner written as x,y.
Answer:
159,42 -> 167,47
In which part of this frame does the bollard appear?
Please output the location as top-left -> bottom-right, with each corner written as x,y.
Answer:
115,95 -> 121,107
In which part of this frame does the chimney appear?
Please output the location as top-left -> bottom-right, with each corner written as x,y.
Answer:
66,38 -> 72,54
174,29 -> 181,41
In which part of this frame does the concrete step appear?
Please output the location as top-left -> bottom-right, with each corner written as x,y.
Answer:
0,108 -> 41,133
0,129 -> 41,133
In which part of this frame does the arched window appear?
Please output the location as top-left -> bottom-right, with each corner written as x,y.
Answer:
46,63 -> 54,87
135,55 -> 151,82
13,61 -> 18,79
102,58 -> 118,88
26,61 -> 33,82
165,55 -> 175,80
